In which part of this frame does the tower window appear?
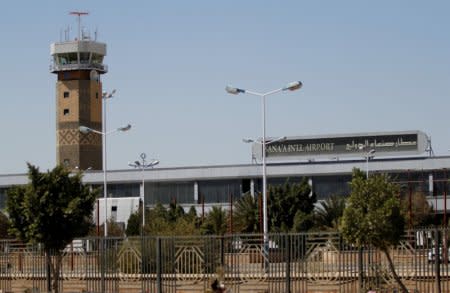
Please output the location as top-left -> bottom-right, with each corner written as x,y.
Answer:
96,92 -> 99,99
63,91 -> 70,98
63,109 -> 70,116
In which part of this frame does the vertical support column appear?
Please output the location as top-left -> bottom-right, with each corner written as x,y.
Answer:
46,253 -> 51,293
429,173 -> 434,197
444,169 -> 448,228
285,235 -> 291,293
220,236 -> 225,267
140,180 -> 144,201
101,238 -> 105,293
435,227 -> 441,293
156,237 -> 162,293
194,181 -> 199,202
358,246 -> 364,293
308,178 -> 313,197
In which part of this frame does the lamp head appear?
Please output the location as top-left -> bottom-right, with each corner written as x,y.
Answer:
276,136 -> 287,143
118,124 -> 132,132
102,89 -> 116,99
283,81 -> 303,91
149,160 -> 160,167
79,126 -> 91,134
226,86 -> 245,95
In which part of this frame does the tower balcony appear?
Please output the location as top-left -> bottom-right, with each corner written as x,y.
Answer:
50,62 -> 108,74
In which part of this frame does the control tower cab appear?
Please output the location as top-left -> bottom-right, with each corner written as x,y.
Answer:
50,12 -> 107,170
50,40 -> 107,74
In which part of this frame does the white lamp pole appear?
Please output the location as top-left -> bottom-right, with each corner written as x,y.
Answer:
102,90 -> 113,236
80,122 -> 131,237
365,149 -> 376,179
226,81 -> 302,247
128,153 -> 159,234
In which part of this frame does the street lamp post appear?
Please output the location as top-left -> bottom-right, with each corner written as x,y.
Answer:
102,90 -> 114,236
364,149 -> 376,179
79,123 -> 131,236
128,153 -> 159,234
226,81 -> 302,249
358,147 -> 375,291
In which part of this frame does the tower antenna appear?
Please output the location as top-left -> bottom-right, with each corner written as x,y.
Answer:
69,11 -> 89,40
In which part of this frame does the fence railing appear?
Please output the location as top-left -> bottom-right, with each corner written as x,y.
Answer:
0,228 -> 449,293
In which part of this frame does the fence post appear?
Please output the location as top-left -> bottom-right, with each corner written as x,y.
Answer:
46,252 -> 51,293
157,237 -> 162,293
358,246 -> 364,293
141,235 -> 145,293
101,238 -> 105,293
220,236 -> 225,266
435,227 -> 441,293
285,235 -> 291,293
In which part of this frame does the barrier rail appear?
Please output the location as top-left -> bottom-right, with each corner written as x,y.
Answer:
0,229 -> 449,292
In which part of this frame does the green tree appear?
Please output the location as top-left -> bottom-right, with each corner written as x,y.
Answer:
172,216 -> 201,235
201,206 -> 228,235
233,193 -> 260,233
186,206 -> 198,221
268,178 -> 316,232
400,191 -> 434,228
0,211 -> 12,239
340,168 -> 407,293
141,202 -> 200,236
96,219 -> 125,237
7,164 -> 97,293
292,210 -> 315,232
153,202 -> 169,219
126,210 -> 141,236
167,201 -> 185,222
314,195 -> 347,231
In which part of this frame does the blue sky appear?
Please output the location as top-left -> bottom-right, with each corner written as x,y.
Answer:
0,1 -> 449,173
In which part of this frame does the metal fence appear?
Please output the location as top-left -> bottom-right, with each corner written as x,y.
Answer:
0,228 -> 449,293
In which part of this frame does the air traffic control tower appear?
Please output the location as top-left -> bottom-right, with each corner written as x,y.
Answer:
50,12 -> 106,170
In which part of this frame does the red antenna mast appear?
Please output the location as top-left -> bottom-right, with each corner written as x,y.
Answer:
69,11 -> 89,40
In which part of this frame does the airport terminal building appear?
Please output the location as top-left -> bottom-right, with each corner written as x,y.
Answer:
1,130 -> 449,227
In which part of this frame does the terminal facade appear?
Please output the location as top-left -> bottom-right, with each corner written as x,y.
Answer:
1,130 -> 449,227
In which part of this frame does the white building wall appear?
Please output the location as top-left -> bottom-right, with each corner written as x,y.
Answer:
95,197 -> 140,227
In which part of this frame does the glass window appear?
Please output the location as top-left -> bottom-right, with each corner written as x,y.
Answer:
67,53 -> 78,64
57,54 -> 68,65
312,175 -> 351,200
95,183 -> 140,198
390,171 -> 429,196
79,52 -> 90,64
63,91 -> 69,98
198,180 -> 242,204
146,182 -> 194,204
92,53 -> 103,64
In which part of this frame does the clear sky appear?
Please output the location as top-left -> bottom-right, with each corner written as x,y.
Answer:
0,1 -> 449,173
